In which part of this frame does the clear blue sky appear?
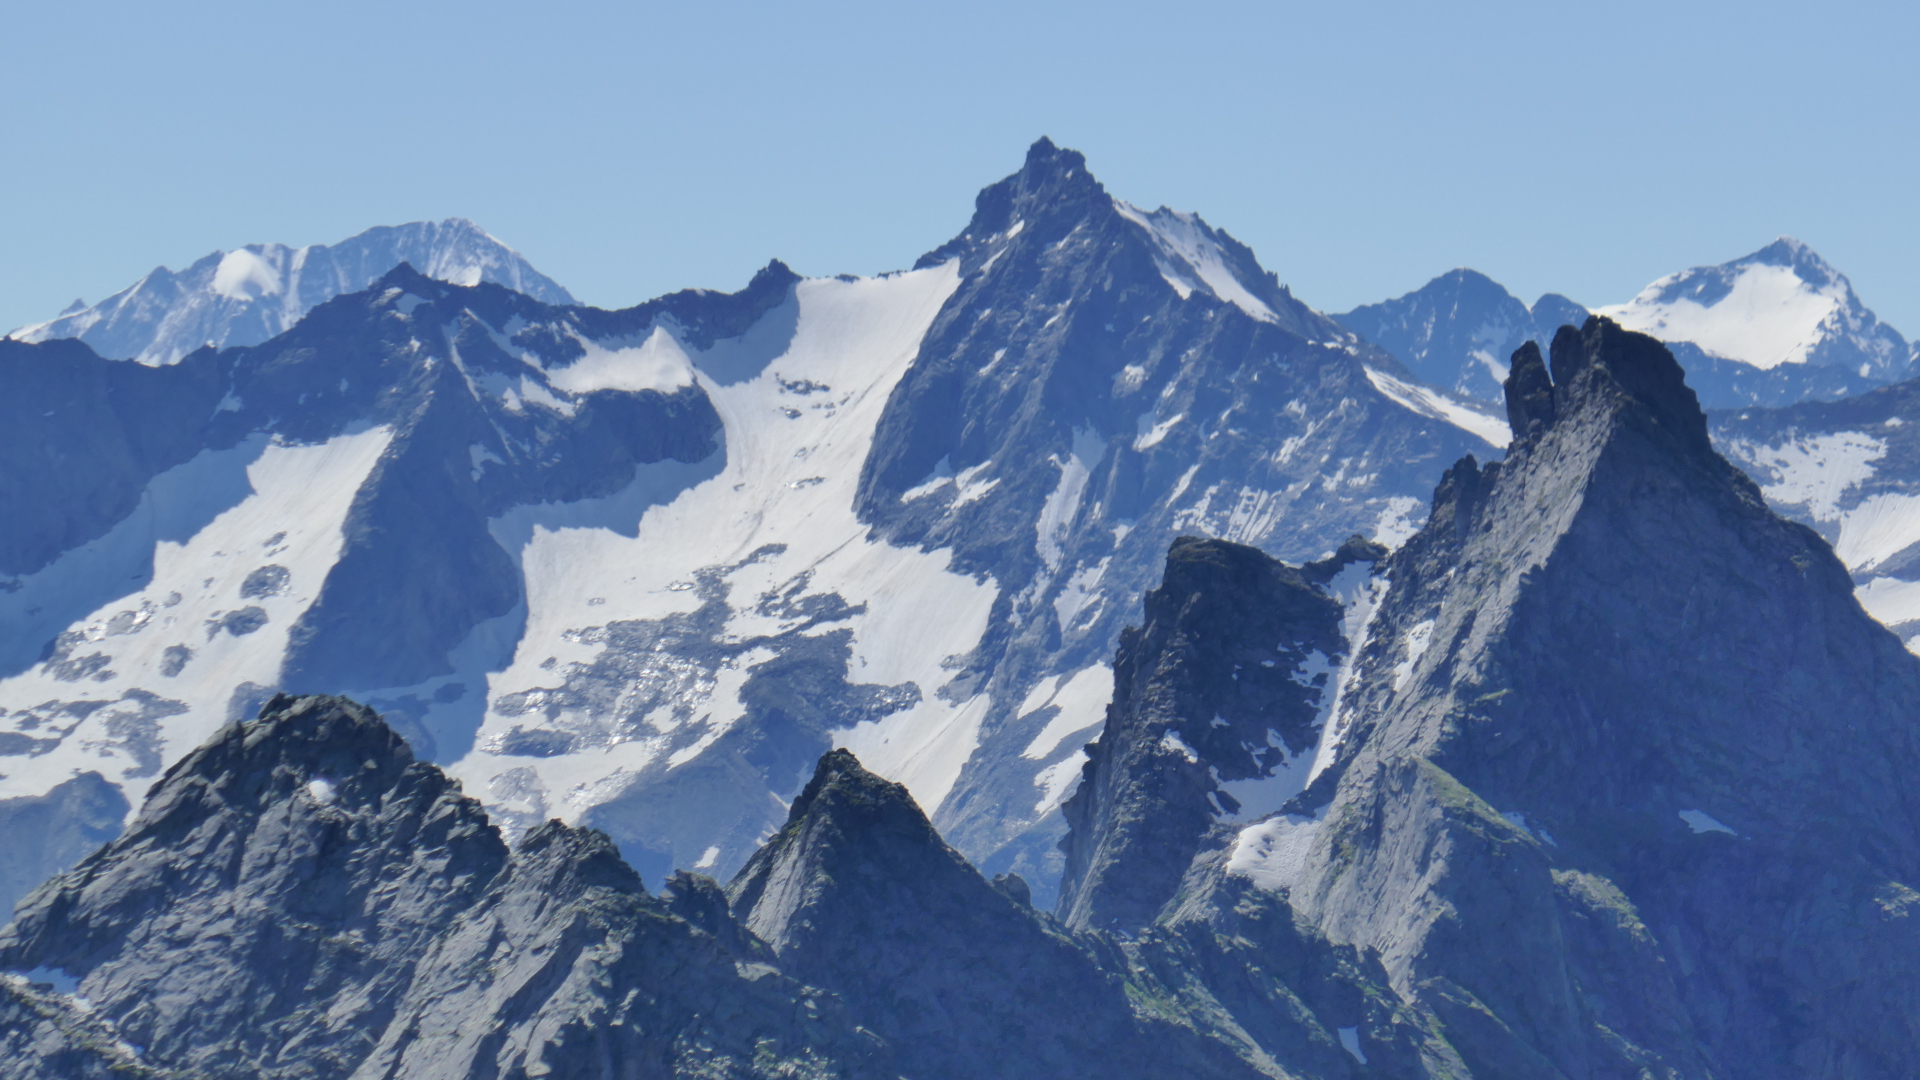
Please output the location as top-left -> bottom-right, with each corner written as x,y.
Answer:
5,0 -> 1916,335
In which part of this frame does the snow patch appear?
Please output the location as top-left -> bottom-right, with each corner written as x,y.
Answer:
1036,428 -> 1106,572
0,427 -> 394,801
1735,431 -> 1885,518
1226,812 -> 1321,892
454,267 -> 999,825
1391,619 -> 1435,692
1363,366 -> 1510,449
1679,809 -> 1737,836
1020,664 -> 1114,760
1031,748 -> 1087,815
1160,730 -> 1199,764
1133,412 -> 1184,451
1306,564 -> 1390,783
544,325 -> 697,395
1113,201 -> 1278,323
1372,495 -> 1426,549
1338,1027 -> 1369,1065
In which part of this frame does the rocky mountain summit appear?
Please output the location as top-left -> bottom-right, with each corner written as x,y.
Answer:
1088,317 -> 1920,1076
0,694 -> 894,1080
0,693 -> 1419,1079
7,310 -> 1920,1076
1596,238 -> 1911,406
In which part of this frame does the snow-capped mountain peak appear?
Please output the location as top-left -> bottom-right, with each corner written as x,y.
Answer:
8,217 -> 573,366
1595,236 -> 1907,379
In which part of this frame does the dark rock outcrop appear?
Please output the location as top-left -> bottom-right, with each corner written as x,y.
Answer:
0,694 -> 890,1080
726,748 -> 1261,1080
1056,536 -> 1362,933
0,975 -> 179,1079
1280,316 -> 1920,1077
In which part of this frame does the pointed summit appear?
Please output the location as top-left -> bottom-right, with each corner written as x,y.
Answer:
0,695 -> 892,1080
727,748 -> 1257,1079
1251,317 -> 1920,1077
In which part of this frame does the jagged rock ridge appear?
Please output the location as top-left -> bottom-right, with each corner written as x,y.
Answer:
1232,317 -> 1920,1076
1056,534 -> 1378,933
0,694 -> 891,1080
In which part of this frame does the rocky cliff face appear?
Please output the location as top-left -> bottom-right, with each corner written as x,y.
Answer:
1258,317 -> 1920,1076
0,693 -> 1425,1080
0,139 -> 1512,919
1056,535 -> 1371,933
0,694 -> 891,1080
728,747 -> 1261,1080
1,975 -> 179,1079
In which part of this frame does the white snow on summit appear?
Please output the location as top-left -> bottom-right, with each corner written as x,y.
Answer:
10,219 -> 573,366
1597,238 -> 1907,378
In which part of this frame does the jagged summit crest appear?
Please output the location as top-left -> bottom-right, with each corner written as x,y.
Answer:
1499,315 -> 1709,454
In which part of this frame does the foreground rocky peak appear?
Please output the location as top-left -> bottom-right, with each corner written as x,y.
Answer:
0,694 -> 891,1080
1271,315 -> 1920,1076
728,747 -> 1285,1080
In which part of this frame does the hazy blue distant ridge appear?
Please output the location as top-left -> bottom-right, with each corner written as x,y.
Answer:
7,219 -> 573,366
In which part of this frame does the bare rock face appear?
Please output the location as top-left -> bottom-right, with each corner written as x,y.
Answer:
0,975 -> 180,1079
1056,535 -> 1367,933
0,694 -> 890,1080
726,747 -> 1257,1080
1278,316 -> 1920,1077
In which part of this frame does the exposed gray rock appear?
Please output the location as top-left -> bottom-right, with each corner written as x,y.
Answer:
857,138 -> 1504,896
0,975 -> 178,1079
1279,316 -> 1920,1077
0,694 -> 891,1080
1334,268 -> 1559,402
728,747 -> 1270,1080
1056,535 -> 1365,933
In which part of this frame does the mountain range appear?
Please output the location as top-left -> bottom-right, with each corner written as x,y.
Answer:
1339,238 -> 1915,410
0,140 -> 1513,922
6,314 -> 1918,1078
